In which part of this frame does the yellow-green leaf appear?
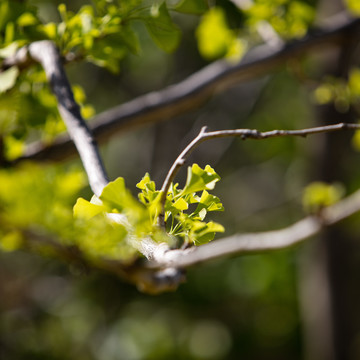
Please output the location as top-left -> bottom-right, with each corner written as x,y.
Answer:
74,197 -> 105,219
0,66 -> 19,93
302,181 -> 344,213
196,7 -> 234,60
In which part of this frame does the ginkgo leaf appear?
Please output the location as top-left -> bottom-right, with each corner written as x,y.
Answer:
145,2 -> 181,53
181,164 -> 221,195
0,66 -> 19,93
190,220 -> 225,245
73,197 -> 105,219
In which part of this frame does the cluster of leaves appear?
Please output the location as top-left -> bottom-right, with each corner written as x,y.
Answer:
314,68 -> 360,112
0,67 -> 94,160
0,0 -> 184,70
241,0 -> 315,39
0,0 -> 190,161
194,0 -> 315,61
137,164 -> 225,245
0,162 -> 224,265
75,164 -> 224,250
314,68 -> 360,151
302,181 -> 344,214
0,163 -> 137,262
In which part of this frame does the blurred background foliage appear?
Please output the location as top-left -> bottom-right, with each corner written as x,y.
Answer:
2,0 -> 360,359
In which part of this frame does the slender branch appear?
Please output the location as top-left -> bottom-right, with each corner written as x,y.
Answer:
158,122 -> 360,223
150,187 -> 360,269
27,41 -> 109,197
19,180 -> 360,281
12,14 -> 360,164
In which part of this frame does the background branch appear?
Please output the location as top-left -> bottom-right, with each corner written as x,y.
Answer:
12,14 -> 360,164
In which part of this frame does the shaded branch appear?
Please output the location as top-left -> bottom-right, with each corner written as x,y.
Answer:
13,14 -> 360,164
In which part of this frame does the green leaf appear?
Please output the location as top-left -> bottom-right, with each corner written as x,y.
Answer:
0,43 -> 19,58
39,22 -> 57,40
190,220 -> 224,245
73,197 -> 106,219
145,2 -> 181,53
181,164 -> 221,195
0,66 -> 19,93
136,172 -> 155,192
193,190 -> 224,217
120,24 -> 141,55
174,0 -> 208,15
196,7 -> 234,60
100,177 -> 130,212
173,197 -> 189,211
17,12 -> 39,27
100,177 -> 151,233
346,0 -> 360,15
302,181 -> 344,213
349,68 -> 360,96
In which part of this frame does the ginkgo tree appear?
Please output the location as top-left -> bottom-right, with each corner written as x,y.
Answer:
3,0 -> 360,359
1,0 -> 360,296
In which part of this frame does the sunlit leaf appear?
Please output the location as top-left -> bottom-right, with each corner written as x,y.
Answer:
182,164 -> 221,195
74,198 -> 106,219
17,12 -> 39,27
190,220 -> 224,245
302,181 -> 344,213
345,0 -> 360,15
0,66 -> 19,93
196,7 -> 232,59
0,43 -> 19,58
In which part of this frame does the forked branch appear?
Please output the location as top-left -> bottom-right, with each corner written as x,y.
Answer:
158,122 -> 360,225
16,40 -> 360,293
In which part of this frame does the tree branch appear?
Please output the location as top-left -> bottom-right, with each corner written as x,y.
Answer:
25,41 -> 183,292
158,122 -> 360,224
27,41 -> 108,197
150,187 -> 360,269
13,14 -> 360,164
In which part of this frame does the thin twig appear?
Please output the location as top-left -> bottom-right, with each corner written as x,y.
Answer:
11,15 -> 360,164
158,126 -> 208,227
158,122 -> 360,224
